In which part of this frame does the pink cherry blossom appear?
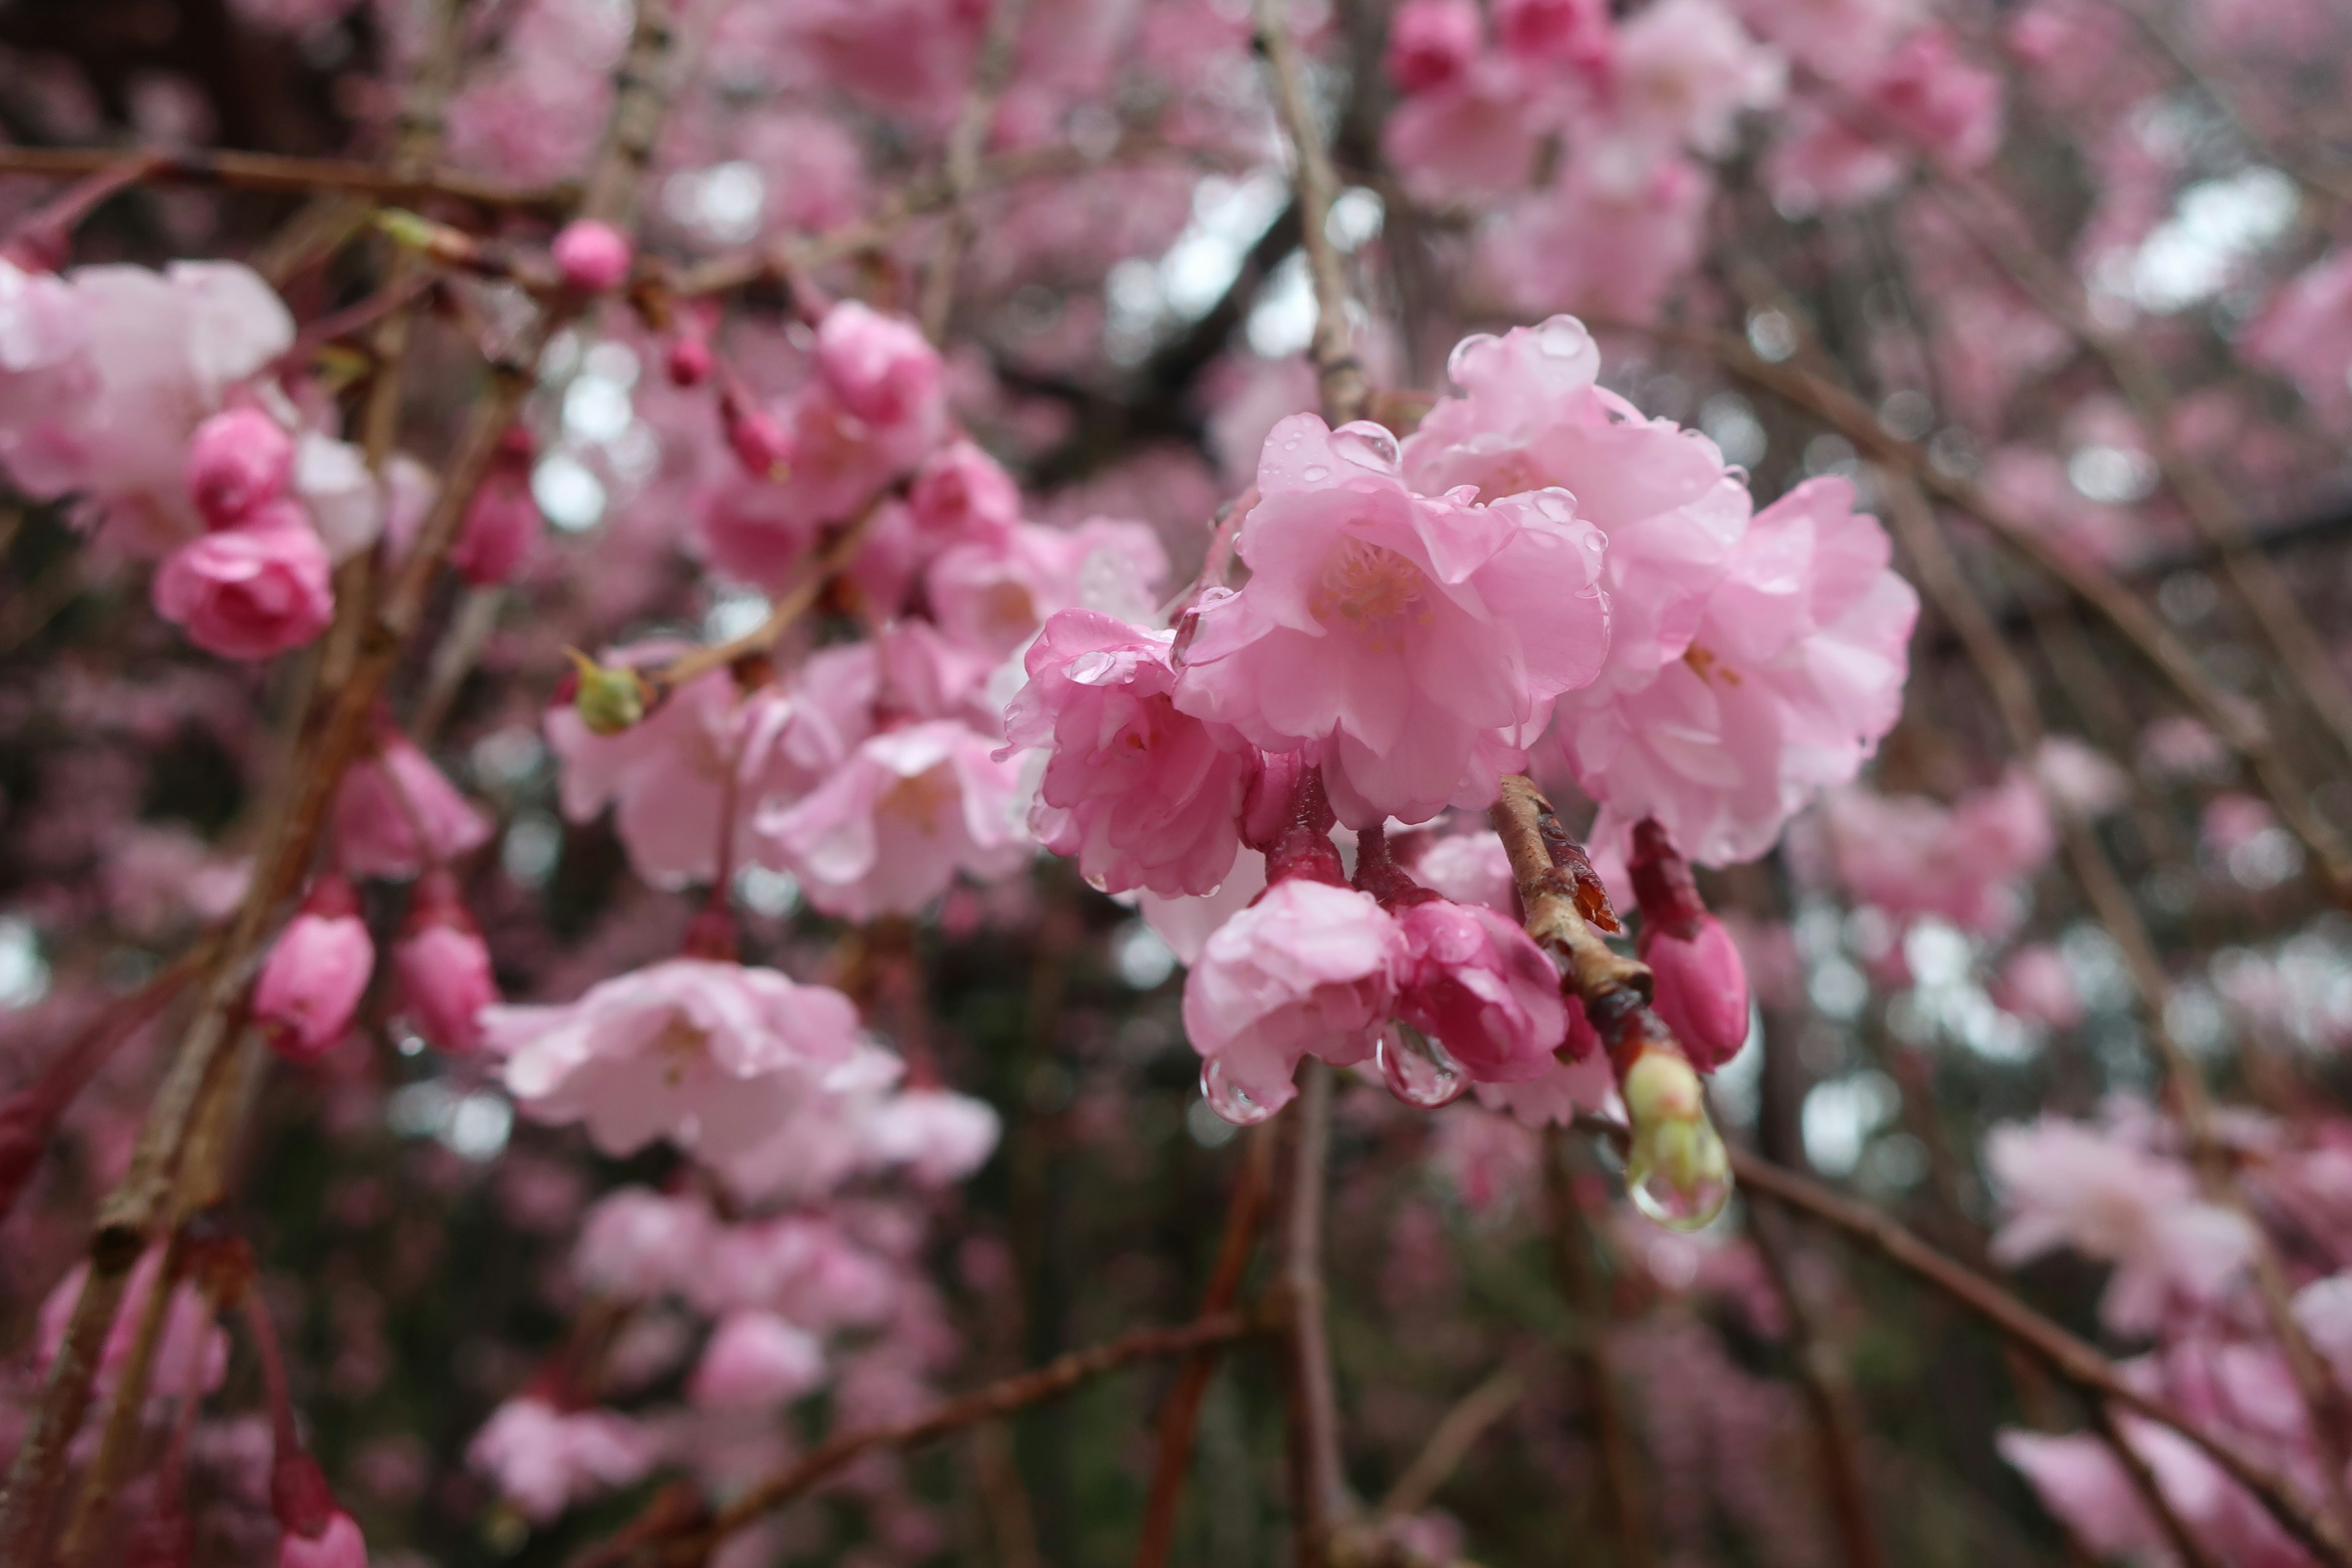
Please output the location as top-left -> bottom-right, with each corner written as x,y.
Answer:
813,300 -> 945,431
1000,608 -> 1258,897
39,1246 -> 228,1407
1403,827 -> 1518,914
330,729 -> 494,881
1494,0 -> 1611,66
393,871 -> 498,1052
1606,0 -> 1784,159
152,504 -> 334,661
925,516 -> 1169,658
754,721 -> 1028,921
1480,152 -> 1711,323
688,1310 -> 828,1409
1730,0 -> 1918,80
186,405 -> 295,527
450,432 -> 541,586
1173,413 -> 1608,827
1385,0 -> 1483,93
551,219 -> 633,292
467,1396 -> 656,1523
908,437 -> 1022,545
1471,1042 -> 1617,1126
862,1088 -> 1003,1185
573,1186 -> 718,1300
253,876 -> 374,1062
277,1511 -> 367,1568
483,957 -> 865,1159
1823,767 -> 2052,934
1992,944 -> 2082,1028
1986,1114 -> 2257,1333
1181,878 -> 1407,1118
1392,898 -> 1566,1082
2246,248 -> 2352,425
1383,57 -> 1551,203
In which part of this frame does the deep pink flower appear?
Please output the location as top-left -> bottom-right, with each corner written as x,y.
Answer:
1386,0 -> 1483,92
754,721 -> 1028,920
393,870 -> 498,1052
909,439 -> 1022,544
186,406 -> 294,527
450,431 -> 540,586
813,300 -> 944,429
688,1309 -> 827,1409
1173,413 -> 1608,827
1629,821 -> 1750,1071
253,876 -> 374,1062
483,958 -> 865,1159
277,1512 -> 367,1568
1495,0 -> 1611,66
330,729 -> 493,881
1181,879 -> 1407,1118
1393,899 -> 1566,1082
467,1397 -> 655,1523
551,219 -> 634,292
152,503 -> 334,660
1001,609 -> 1258,897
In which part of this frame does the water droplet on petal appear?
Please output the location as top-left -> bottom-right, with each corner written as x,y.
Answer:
1300,464 -> 1331,482
1446,333 -> 1499,388
1532,317 -> 1592,360
1330,424 -> 1401,473
1202,1059 -> 1282,1126
1376,1023 -> 1468,1109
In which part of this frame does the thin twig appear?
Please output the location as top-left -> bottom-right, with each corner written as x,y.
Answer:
1133,1123 -> 1277,1568
0,145 -> 568,214
1278,1061 -> 1349,1568
1375,1366 -> 1526,1520
647,496 -> 891,693
1253,0 -> 1367,426
2089,1398 -> 2229,1568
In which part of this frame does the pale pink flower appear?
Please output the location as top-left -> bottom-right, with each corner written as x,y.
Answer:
1986,1115 -> 2257,1333
186,405 -> 294,527
2002,1415 -> 2303,1567
40,1246 -> 228,1406
573,1186 -> 718,1300
152,504 -> 334,661
1606,0 -> 1784,158
278,1512 -> 368,1568
467,1396 -> 655,1523
483,958 -> 865,1159
1383,57 -> 1551,202
754,722 -> 1028,921
1992,944 -> 2082,1028
1480,151 -> 1711,323
1767,28 -> 2001,211
1173,413 -> 1608,827
925,517 -> 1169,658
1823,768 -> 2054,935
330,730 -> 494,881
1000,609 -> 1257,897
1385,0 -> 1483,92
551,219 -> 633,292
702,1045 -> 904,1203
253,876 -> 374,1062
1403,829 -> 1518,914
813,300 -> 944,431
1730,0 -> 1918,80
1181,879 -> 1407,1118
1393,899 -> 1565,1082
689,1310 -> 828,1409
1763,100 -> 1904,211
1573,475 -> 1915,867
393,870 -> 498,1052
1136,846 -> 1268,963
2247,249 -> 2352,425
863,1088 -> 1003,1185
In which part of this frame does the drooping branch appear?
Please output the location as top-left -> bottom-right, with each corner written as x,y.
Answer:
1253,0 -> 1366,427
0,145 -> 570,215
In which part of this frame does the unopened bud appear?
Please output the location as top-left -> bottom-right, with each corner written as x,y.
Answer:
563,649 -> 651,736
551,219 -> 634,293
1620,1050 -> 1731,1231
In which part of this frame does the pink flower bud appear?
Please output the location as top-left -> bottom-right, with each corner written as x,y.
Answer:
551,219 -> 633,293
153,504 -> 334,662
277,1509 -> 366,1568
688,1310 -> 826,1409
812,300 -> 942,426
666,331 -> 714,387
394,870 -> 497,1052
253,878 -> 374,1063
1386,0 -> 1482,92
1394,898 -> 1567,1082
725,396 -> 794,480
1629,819 -> 1749,1072
186,407 -> 295,527
451,435 -> 541,586
330,729 -> 492,880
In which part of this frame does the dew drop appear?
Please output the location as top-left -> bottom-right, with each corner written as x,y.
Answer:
1375,1023 -> 1469,1109
1330,424 -> 1401,472
1301,464 -> 1331,482
1445,333 -> 1499,387
1202,1059 -> 1283,1126
1531,316 -> 1591,360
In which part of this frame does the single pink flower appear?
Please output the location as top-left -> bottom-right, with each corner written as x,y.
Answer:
253,876 -> 374,1062
467,1396 -> 655,1523
1181,878 -> 1407,1118
1382,57 -> 1552,202
186,405 -> 294,527
1393,898 -> 1566,1082
813,300 -> 944,430
1479,154 -> 1711,323
152,503 -> 334,660
754,721 -> 1028,921
330,729 -> 493,881
909,438 -> 1022,544
450,429 -> 541,586
863,1087 -> 1003,1185
551,219 -> 634,292
277,1512 -> 367,1568
1606,0 -> 1784,158
1173,413 -> 1609,827
688,1309 -> 828,1409
1001,609 -> 1259,897
573,1186 -> 718,1300
393,870 -> 498,1052
1386,0 -> 1483,92
1825,766 -> 2051,935
483,957 -> 865,1159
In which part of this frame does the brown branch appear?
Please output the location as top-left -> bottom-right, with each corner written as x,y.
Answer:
2089,1397 -> 2228,1568
611,1312 -> 1268,1567
1727,1146 -> 2352,1568
1133,1123 -> 1277,1568
1373,1366 -> 1526,1521
1278,1060 -> 1349,1567
644,494 -> 892,693
1253,0 -> 1367,426
0,145 -> 570,216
